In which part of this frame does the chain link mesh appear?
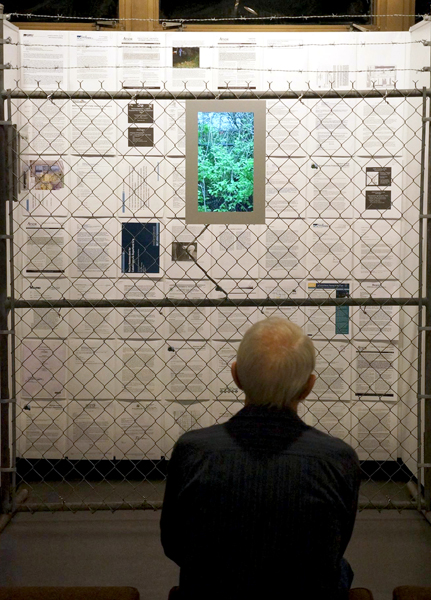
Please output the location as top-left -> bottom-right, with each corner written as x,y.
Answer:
3,80 -> 425,512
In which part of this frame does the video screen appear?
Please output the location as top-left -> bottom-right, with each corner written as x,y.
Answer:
198,111 -> 254,213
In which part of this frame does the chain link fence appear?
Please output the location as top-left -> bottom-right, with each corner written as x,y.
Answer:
0,77 -> 427,513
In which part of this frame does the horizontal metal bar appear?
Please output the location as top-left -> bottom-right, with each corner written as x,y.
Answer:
419,327 -> 431,331
8,297 -> 423,309
419,463 -> 431,468
0,398 -> 15,404
0,234 -> 12,239
15,500 -> 163,512
0,63 -> 11,70
0,329 -> 13,334
12,499 -> 418,512
3,88 -> 425,101
0,468 -> 15,473
418,395 -> 431,399
0,121 -> 11,125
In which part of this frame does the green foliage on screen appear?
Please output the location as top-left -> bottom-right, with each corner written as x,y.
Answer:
198,111 -> 254,213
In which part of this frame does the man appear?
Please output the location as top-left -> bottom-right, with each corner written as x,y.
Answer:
161,318 -> 360,600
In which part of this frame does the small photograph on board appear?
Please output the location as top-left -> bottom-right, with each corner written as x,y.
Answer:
173,47 -> 200,69
172,241 -> 197,262
27,160 -> 64,190
121,222 -> 160,274
128,103 -> 154,124
198,111 -> 254,214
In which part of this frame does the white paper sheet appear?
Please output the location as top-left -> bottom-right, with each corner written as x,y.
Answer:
164,157 -> 186,218
114,400 -> 165,459
352,281 -> 400,342
69,32 -> 117,90
266,157 -> 307,218
118,279 -> 165,340
216,35 -> 261,90
356,32 -> 408,89
352,401 -> 398,460
20,31 -> 68,90
263,34 -> 308,89
163,399 -> 237,454
306,157 -> 354,219
302,400 -> 351,443
165,280 -> 211,340
71,218 -> 119,278
164,101 -> 186,155
260,219 -> 306,279
23,217 -> 68,277
18,399 -> 67,459
65,339 -> 119,399
266,102 -> 309,158
21,338 -> 67,399
66,399 -> 116,459
71,100 -> 116,155
306,219 -> 353,279
210,224 -> 262,279
20,100 -> 69,155
305,281 -> 351,340
67,279 -> 118,339
307,99 -> 356,156
164,340 -> 211,400
69,155 -> 118,217
209,340 -> 244,401
117,156 -> 164,218
353,342 -> 398,401
257,279 -> 306,327
353,219 -> 401,280
210,279 -> 259,341
162,401 -> 209,454
117,340 -> 164,400
118,33 -> 165,90
311,33 -> 358,90
309,340 -> 352,401
18,278 -> 69,339
359,99 -> 404,156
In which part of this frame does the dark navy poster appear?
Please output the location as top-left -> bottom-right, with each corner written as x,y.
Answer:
121,222 -> 160,274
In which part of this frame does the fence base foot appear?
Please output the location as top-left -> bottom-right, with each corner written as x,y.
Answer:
0,488 -> 29,534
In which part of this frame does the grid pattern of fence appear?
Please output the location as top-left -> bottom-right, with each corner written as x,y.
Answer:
0,71 -> 429,512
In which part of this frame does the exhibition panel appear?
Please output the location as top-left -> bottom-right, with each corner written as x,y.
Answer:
0,18 -> 430,513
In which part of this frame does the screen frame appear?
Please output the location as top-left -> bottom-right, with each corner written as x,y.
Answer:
186,99 -> 266,225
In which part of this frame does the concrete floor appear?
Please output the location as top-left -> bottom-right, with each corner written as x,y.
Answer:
1,509 -> 431,600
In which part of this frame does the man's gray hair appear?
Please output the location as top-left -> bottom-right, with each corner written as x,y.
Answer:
236,317 -> 316,408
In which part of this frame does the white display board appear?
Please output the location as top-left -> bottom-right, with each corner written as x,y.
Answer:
13,26 -> 422,463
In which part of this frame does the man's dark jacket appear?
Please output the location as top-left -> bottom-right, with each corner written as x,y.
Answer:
160,404 -> 361,600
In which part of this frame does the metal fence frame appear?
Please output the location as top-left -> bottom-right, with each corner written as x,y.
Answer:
1,9 -> 431,520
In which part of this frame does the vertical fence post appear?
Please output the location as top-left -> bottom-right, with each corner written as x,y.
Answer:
424,79 -> 431,512
0,2 -> 11,515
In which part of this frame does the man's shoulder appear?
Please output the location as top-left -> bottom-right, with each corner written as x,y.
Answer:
176,423 -> 231,451
175,418 -> 358,465
303,425 -> 359,465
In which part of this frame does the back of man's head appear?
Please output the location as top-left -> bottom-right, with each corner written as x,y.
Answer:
236,317 -> 316,409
